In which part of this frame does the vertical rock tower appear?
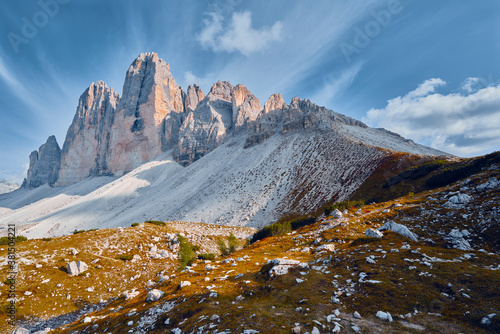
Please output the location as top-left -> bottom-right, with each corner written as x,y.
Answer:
106,52 -> 184,174
23,135 -> 61,188
56,81 -> 120,186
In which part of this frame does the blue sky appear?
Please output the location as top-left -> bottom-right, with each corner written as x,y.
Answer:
0,0 -> 499,183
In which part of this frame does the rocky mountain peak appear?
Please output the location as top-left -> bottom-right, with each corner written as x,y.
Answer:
208,81 -> 234,101
23,135 -> 61,188
56,80 -> 119,186
231,84 -> 262,129
184,84 -> 205,112
264,93 -> 286,113
104,52 -> 186,173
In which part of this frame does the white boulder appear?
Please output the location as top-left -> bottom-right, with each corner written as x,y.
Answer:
365,228 -> 383,238
378,221 -> 418,241
376,311 -> 393,322
146,289 -> 165,302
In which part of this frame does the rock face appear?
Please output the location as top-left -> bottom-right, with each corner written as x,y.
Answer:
23,135 -> 61,188
56,81 -> 119,185
107,52 -> 185,174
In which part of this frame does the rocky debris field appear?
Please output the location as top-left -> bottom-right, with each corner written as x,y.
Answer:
2,165 -> 499,334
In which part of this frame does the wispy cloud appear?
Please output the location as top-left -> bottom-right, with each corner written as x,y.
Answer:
197,11 -> 282,56
309,63 -> 363,107
364,78 -> 500,156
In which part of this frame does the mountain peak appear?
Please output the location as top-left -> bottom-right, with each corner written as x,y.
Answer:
264,93 -> 286,113
23,135 -> 61,188
208,81 -> 234,101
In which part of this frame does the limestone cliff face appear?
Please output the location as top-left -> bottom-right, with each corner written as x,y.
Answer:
56,81 -> 119,186
23,136 -> 61,188
107,52 -> 185,174
176,81 -> 234,165
231,84 -> 262,130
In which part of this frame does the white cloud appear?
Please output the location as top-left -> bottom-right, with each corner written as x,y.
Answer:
461,77 -> 480,93
364,78 -> 500,157
197,11 -> 282,56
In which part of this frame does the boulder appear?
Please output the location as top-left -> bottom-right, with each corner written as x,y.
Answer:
67,261 -> 79,276
376,311 -> 393,322
377,221 -> 418,241
179,281 -> 191,289
146,289 -> 165,302
77,261 -> 88,274
365,228 -> 383,238
260,258 -> 302,278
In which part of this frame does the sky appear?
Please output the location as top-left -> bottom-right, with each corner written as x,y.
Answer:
0,0 -> 499,183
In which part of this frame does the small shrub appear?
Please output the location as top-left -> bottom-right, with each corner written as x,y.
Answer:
290,216 -> 316,230
42,237 -> 53,241
145,220 -> 166,226
131,223 -> 139,227
116,254 -> 134,261
178,235 -> 196,269
228,233 -> 238,253
251,221 -> 291,243
72,228 -> 97,235
0,236 -> 28,245
197,253 -> 215,261
218,237 -> 229,256
192,245 -> 200,252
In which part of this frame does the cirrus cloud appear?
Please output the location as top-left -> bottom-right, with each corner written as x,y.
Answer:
364,77 -> 500,157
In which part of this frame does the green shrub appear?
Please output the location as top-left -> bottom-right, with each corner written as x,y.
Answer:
290,216 -> 316,230
218,237 -> 229,256
228,233 -> 238,253
116,254 -> 134,261
0,235 -> 28,245
131,223 -> 139,227
324,200 -> 365,216
192,245 -> 200,252
197,253 -> 216,261
42,237 -> 53,241
251,220 -> 292,243
73,228 -> 97,235
145,220 -> 166,226
178,235 -> 196,269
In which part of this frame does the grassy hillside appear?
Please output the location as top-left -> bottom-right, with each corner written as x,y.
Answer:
1,155 -> 499,334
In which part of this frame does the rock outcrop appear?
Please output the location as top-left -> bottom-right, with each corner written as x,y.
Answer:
23,136 -> 61,188
56,81 -> 119,185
